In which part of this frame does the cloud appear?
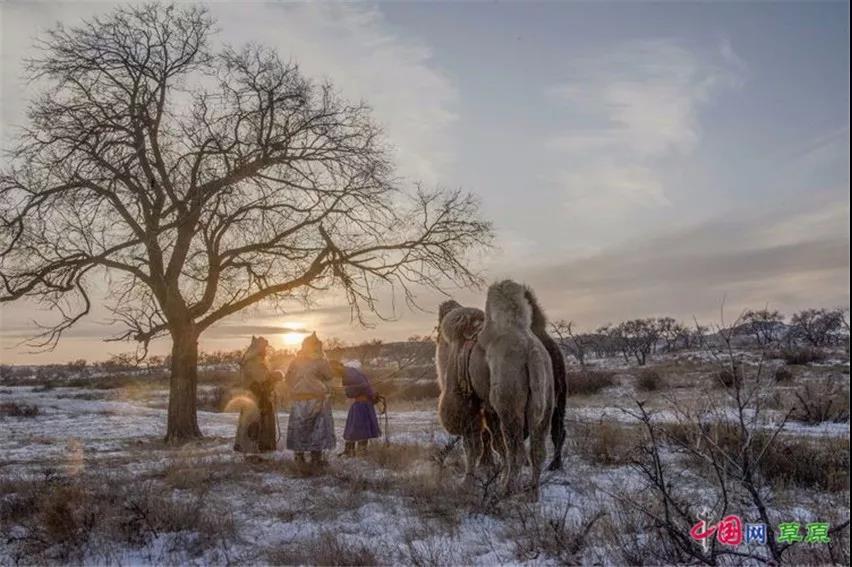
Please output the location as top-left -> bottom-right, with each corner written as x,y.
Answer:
546,39 -> 743,217
1,3 -> 459,185
214,3 -> 458,186
521,200 -> 849,327
205,325 -> 311,338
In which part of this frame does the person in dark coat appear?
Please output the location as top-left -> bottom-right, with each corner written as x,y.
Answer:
235,336 -> 281,454
331,360 -> 381,456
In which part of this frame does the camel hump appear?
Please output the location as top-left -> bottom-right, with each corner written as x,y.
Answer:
484,279 -> 532,331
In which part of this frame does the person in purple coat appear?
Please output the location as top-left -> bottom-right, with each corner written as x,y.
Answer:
331,360 -> 381,456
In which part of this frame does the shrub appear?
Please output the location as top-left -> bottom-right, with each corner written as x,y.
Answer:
790,380 -> 850,424
197,368 -> 239,386
661,422 -> 850,492
397,380 -> 440,401
1,473 -> 234,563
505,503 -> 603,564
776,347 -> 826,366
716,365 -> 742,388
774,367 -> 794,383
636,369 -> 663,391
0,402 -> 39,417
760,436 -> 850,492
267,531 -> 378,566
360,442 -> 430,469
196,386 -> 229,412
567,370 -> 615,396
574,421 -> 637,465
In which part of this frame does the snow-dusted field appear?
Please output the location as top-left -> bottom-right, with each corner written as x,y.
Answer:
1,350 -> 849,565
2,385 -> 596,564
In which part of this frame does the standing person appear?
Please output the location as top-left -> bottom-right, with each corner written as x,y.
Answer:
283,333 -> 336,465
332,360 -> 381,456
235,336 -> 281,454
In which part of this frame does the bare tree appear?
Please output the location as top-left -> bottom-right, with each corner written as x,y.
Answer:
0,4 -> 491,442
615,311 -> 850,565
550,319 -> 587,368
652,316 -> 691,352
790,308 -> 844,347
611,319 -> 659,366
350,339 -> 384,367
741,308 -> 784,346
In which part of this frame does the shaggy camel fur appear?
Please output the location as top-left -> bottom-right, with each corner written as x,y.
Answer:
479,280 -> 554,499
524,288 -> 568,471
436,300 -> 494,483
436,293 -> 568,475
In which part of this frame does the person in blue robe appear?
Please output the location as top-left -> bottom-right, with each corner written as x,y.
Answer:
332,360 -> 381,456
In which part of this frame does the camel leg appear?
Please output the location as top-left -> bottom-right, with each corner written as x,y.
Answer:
478,423 -> 495,469
547,409 -> 566,471
461,425 -> 483,486
499,413 -> 524,495
483,407 -> 505,469
528,421 -> 547,502
547,374 -> 567,471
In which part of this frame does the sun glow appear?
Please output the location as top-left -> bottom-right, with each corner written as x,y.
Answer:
278,322 -> 309,347
281,331 -> 309,346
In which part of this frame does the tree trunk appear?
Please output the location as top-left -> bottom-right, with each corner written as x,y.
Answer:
165,327 -> 202,443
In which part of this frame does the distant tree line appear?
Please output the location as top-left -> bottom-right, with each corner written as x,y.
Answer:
0,335 -> 438,380
551,306 -> 849,367
2,308 -> 846,375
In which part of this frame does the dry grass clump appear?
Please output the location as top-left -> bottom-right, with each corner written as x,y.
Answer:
775,346 -> 827,366
567,370 -> 615,396
0,401 -> 39,417
600,503 -> 685,565
162,464 -> 216,490
661,422 -> 850,492
715,365 -> 742,388
196,386 -> 230,412
636,369 -> 664,392
266,531 -> 378,566
401,468 -> 480,528
571,421 -> 638,466
790,380 -> 850,424
774,366 -> 794,383
359,442 -> 431,469
0,472 -> 234,563
759,436 -> 849,492
396,380 -> 440,401
403,537 -> 465,567
505,503 -> 603,564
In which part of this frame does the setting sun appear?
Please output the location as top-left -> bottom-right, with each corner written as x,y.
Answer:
277,321 -> 309,347
280,330 -> 309,347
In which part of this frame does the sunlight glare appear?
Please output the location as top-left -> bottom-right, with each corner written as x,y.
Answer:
279,322 -> 308,347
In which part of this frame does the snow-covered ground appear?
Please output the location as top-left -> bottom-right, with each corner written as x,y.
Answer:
1,350 -> 849,565
1,385 -> 608,564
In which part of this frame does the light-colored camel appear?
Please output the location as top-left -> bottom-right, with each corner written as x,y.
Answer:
479,280 -> 554,499
524,288 -> 568,471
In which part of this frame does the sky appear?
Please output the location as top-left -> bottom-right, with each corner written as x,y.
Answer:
0,1 -> 849,363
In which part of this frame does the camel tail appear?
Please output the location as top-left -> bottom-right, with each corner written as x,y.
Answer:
523,286 -> 548,334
